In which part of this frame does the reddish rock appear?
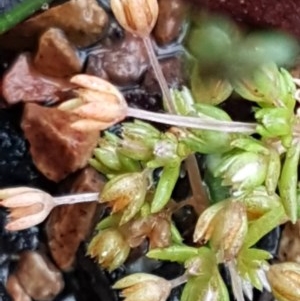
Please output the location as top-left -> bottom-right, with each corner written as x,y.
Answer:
34,28 -> 82,77
86,34 -> 149,86
15,251 -> 64,301
2,54 -> 73,104
21,103 -> 99,182
46,167 -> 105,270
154,0 -> 188,45
6,274 -> 31,301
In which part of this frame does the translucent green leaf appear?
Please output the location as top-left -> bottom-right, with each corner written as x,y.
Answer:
243,205 -> 286,248
278,142 -> 300,223
191,66 -> 232,105
170,222 -> 184,245
89,158 -> 114,175
231,137 -> 269,155
147,245 -> 199,263
96,214 -> 121,230
151,162 -> 181,213
265,148 -> 281,194
93,148 -> 121,171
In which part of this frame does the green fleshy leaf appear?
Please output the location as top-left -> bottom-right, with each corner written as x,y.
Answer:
89,158 -> 114,175
241,248 -> 272,262
147,245 -> 199,263
244,205 -> 286,248
279,69 -> 296,109
96,214 -> 121,230
171,222 -> 184,245
118,152 -> 141,172
215,270 -> 230,301
93,148 -> 121,171
278,142 -> 300,223
204,169 -> 230,204
230,137 -> 269,155
191,65 -> 233,105
265,148 -> 281,195
181,269 -> 229,301
170,87 -> 195,115
151,162 -> 181,213
255,107 -> 293,138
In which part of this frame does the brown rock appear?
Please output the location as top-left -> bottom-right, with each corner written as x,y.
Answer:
15,251 -> 64,301
142,56 -> 187,93
86,34 -> 149,86
46,167 -> 105,270
6,274 -> 31,301
0,0 -> 108,49
278,221 -> 300,263
154,0 -> 188,45
2,54 -> 73,104
21,103 -> 99,182
34,28 -> 82,77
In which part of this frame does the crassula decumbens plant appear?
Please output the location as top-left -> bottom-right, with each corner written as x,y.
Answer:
86,3 -> 300,301
2,1 -> 300,301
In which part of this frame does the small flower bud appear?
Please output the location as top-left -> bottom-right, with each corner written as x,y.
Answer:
100,172 -> 148,224
267,262 -> 300,301
210,201 -> 248,261
87,228 -> 130,271
193,200 -> 228,244
124,213 -> 171,249
215,150 -> 268,191
120,120 -> 161,161
113,273 -> 171,301
122,120 -> 161,145
111,0 -> 159,38
232,63 -> 281,105
191,69 -> 233,105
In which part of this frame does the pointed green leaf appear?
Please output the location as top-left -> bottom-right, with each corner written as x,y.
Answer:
244,205 -> 286,248
147,245 -> 199,263
231,137 -> 269,155
151,163 -> 181,213
279,142 -> 300,223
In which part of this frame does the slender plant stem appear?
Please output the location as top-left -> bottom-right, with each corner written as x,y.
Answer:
53,192 -> 99,206
127,107 -> 257,133
0,0 -> 53,34
169,274 -> 188,289
141,36 -> 255,215
185,155 -> 209,214
143,36 -> 176,113
142,36 -> 211,215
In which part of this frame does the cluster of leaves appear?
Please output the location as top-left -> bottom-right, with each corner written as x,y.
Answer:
87,14 -> 300,301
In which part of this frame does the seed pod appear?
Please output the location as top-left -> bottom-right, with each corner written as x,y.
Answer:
194,200 -> 229,244
88,228 -> 130,271
111,0 -> 159,37
0,187 -> 55,231
100,172 -> 148,224
267,262 -> 300,301
113,273 -> 171,301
